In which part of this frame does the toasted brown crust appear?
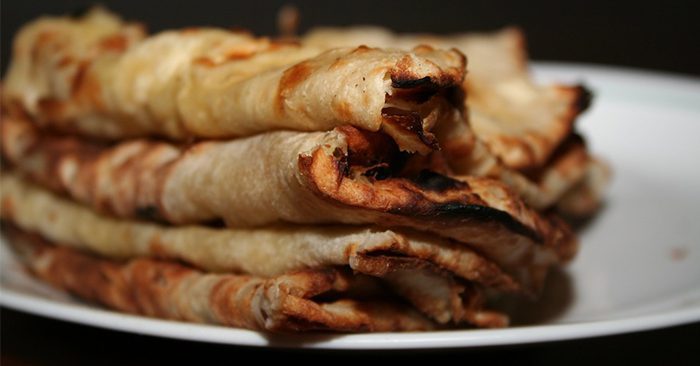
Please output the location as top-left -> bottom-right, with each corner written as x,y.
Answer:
298,147 -> 539,243
4,225 -> 439,332
390,47 -> 466,90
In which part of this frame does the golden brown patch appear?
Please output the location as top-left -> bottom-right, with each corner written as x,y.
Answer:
413,44 -> 435,53
193,57 -> 216,68
334,101 -> 354,122
209,275 -> 256,327
276,60 -> 313,114
98,34 -> 129,52
147,235 -> 169,259
1,196 -> 15,217
70,61 -> 90,96
351,45 -> 371,54
37,98 -> 68,121
222,47 -> 256,61
71,61 -> 104,109
180,27 -> 202,35
269,38 -> 301,50
34,30 -> 56,48
343,243 -> 359,260
329,56 -> 348,70
57,56 -> 74,68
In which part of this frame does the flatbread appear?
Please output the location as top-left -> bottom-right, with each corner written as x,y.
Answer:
1,116 -> 577,291
4,225 -> 441,332
3,9 -> 465,153
0,172 -> 515,324
304,26 -> 591,170
435,110 -> 590,210
556,157 -> 611,218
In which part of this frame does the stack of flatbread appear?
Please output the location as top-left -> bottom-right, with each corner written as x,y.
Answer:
0,8 -> 608,332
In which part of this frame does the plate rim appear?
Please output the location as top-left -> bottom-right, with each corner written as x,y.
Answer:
1,61 -> 700,349
2,286 -> 699,349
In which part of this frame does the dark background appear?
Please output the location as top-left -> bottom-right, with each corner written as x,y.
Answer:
1,0 -> 699,76
1,1 -> 699,364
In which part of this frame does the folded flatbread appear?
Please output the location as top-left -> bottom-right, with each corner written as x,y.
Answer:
304,26 -> 591,170
302,27 -> 599,213
3,9 -> 466,154
434,111 -> 591,210
556,157 -> 611,217
0,172 -> 513,325
0,115 -> 576,291
4,225 -> 440,332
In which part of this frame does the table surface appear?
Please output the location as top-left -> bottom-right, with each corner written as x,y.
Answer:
2,1 -> 700,364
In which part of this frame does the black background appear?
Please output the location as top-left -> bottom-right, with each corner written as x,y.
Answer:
1,1 -> 699,364
2,0 -> 699,76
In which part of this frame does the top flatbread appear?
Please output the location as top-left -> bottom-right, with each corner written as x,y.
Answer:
3,8 -> 465,154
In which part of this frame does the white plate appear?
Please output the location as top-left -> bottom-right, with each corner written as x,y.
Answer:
2,63 -> 700,349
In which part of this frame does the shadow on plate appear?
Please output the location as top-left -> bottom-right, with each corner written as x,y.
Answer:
495,267 -> 575,326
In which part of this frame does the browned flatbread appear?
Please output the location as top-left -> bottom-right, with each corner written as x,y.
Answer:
3,9 -> 466,154
0,172 -> 514,324
304,26 -> 591,170
4,225 -> 443,332
0,115 -> 577,292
